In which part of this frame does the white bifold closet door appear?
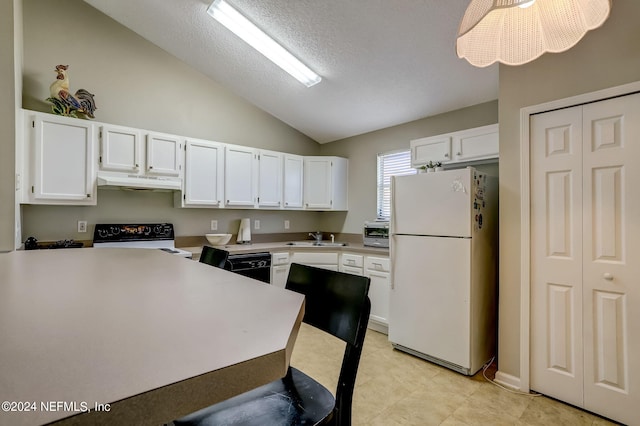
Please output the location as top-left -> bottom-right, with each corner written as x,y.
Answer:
530,92 -> 640,425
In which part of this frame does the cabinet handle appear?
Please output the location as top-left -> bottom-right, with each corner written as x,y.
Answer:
456,152 -> 461,156
87,194 -> 91,198
603,272 -> 614,281
148,166 -> 153,170
135,163 -> 139,168
444,153 -> 449,158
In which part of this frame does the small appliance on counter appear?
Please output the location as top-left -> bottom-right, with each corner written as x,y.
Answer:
363,221 -> 390,248
236,218 -> 251,244
24,236 -> 84,250
92,223 -> 192,258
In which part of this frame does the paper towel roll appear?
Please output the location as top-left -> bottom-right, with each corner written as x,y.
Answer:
237,218 -> 251,244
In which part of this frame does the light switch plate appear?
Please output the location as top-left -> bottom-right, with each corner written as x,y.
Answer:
78,221 -> 87,233
284,220 -> 290,230
210,220 -> 218,231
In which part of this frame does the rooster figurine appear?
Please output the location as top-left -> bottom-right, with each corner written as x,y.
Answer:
47,65 -> 97,119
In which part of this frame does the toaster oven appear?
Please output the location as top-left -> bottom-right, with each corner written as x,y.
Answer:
363,221 -> 390,248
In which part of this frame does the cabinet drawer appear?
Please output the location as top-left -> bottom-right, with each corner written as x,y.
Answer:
365,256 -> 390,272
271,252 -> 290,266
342,265 -> 364,276
341,253 -> 363,268
291,252 -> 338,265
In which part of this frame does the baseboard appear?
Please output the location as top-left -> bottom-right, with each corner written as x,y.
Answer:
494,370 -> 522,391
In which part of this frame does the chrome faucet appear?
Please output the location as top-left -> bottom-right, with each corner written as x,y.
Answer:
309,231 -> 323,242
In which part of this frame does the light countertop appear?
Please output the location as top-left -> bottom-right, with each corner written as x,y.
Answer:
0,248 -> 304,425
179,241 -> 390,258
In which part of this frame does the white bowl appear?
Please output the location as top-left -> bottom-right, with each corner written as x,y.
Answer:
206,233 -> 232,246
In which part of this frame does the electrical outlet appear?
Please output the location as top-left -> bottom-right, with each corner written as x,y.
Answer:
210,220 -> 218,231
254,219 -> 260,230
284,220 -> 290,230
77,221 -> 87,233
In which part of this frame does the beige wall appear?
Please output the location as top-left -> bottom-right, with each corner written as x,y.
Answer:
0,0 -> 20,252
19,0 -> 321,240
497,0 -> 640,379
319,100 -> 498,233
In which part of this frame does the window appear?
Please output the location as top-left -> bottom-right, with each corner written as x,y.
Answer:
376,150 -> 416,219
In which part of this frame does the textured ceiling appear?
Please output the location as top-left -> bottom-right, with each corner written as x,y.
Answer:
83,0 -> 498,143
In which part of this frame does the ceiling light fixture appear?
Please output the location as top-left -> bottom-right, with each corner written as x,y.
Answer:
456,0 -> 611,68
207,0 -> 322,87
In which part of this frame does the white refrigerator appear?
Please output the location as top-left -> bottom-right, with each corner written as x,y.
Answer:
389,167 -> 497,375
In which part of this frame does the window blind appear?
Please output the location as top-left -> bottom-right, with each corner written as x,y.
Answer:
376,150 -> 416,220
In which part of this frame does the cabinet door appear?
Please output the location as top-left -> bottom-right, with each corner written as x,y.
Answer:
366,270 -> 390,327
410,135 -> 451,167
365,256 -> 391,328
452,124 -> 498,162
258,150 -> 283,208
146,132 -> 181,176
283,154 -> 303,208
225,145 -> 257,207
271,265 -> 290,289
31,113 -> 96,204
183,139 -> 224,207
99,124 -> 141,173
304,157 -> 332,209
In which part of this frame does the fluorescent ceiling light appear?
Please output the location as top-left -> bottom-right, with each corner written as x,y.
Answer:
207,0 -> 322,87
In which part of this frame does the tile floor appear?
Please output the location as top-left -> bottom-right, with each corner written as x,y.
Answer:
290,324 -> 620,426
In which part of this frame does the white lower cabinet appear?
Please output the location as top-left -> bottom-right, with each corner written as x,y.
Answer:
290,251 -> 339,271
339,252 -> 390,334
364,256 -> 390,334
271,252 -> 290,289
339,253 -> 363,275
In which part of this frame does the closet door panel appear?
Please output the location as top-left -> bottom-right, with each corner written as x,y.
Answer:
582,93 -> 640,424
530,105 -> 584,407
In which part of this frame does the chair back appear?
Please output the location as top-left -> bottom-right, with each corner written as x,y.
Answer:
199,246 -> 229,269
285,263 -> 371,426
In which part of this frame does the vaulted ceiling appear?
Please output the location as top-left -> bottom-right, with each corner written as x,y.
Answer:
83,0 -> 498,143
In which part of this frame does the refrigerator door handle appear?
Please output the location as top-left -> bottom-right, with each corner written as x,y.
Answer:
390,236 -> 396,290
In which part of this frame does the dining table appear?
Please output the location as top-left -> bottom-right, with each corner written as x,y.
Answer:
0,248 -> 305,426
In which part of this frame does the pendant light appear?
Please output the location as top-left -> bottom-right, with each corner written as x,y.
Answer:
456,0 -> 611,68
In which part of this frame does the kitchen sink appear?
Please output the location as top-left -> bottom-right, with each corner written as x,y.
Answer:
286,241 -> 347,247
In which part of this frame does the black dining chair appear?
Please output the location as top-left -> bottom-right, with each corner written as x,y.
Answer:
198,246 -> 229,269
172,263 -> 371,426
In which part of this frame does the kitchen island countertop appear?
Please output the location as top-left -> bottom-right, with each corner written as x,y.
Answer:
0,248 -> 304,426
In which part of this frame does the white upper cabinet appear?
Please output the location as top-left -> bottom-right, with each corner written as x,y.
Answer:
452,124 -> 499,163
179,138 -> 224,207
410,135 -> 452,166
224,144 -> 257,207
303,156 -> 348,210
146,132 -> 182,176
411,123 -> 498,167
257,150 -> 283,208
99,124 -> 141,173
283,154 -> 304,209
25,111 -> 97,205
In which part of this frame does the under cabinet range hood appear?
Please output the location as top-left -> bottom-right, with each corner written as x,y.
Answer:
97,174 -> 182,191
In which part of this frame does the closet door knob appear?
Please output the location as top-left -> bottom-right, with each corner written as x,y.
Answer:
603,272 -> 614,281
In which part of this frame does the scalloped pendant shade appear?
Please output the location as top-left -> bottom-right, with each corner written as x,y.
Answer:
456,0 -> 611,67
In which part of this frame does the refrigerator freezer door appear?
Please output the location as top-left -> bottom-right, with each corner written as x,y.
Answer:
391,168 -> 473,238
389,234 -> 471,369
